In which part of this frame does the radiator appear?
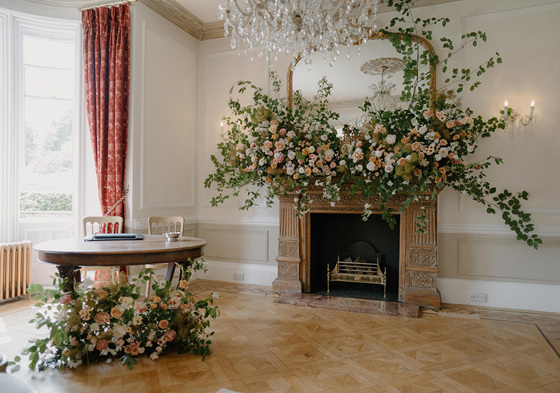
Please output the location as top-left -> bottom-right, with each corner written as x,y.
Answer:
0,241 -> 32,301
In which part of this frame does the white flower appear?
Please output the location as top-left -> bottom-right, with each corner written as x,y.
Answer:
286,167 -> 295,175
308,146 -> 316,154
420,159 -> 429,166
211,292 -> 220,299
112,324 -> 127,339
340,160 -> 346,166
119,296 -> 134,308
366,161 -> 376,171
321,134 -> 328,141
374,150 -> 383,158
258,157 -> 266,166
439,148 -> 449,158
352,148 -> 363,163
385,135 -> 397,145
434,154 -> 442,161
324,149 -> 335,162
418,126 -> 428,135
287,130 -> 296,138
385,164 -> 394,173
132,316 -> 143,326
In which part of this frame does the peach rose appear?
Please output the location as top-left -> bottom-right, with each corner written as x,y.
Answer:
110,306 -> 124,319
164,330 -> 177,342
94,312 -> 110,325
158,320 -> 169,329
96,339 -> 109,351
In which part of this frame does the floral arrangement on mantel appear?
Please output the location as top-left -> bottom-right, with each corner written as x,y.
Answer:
204,0 -> 542,249
10,259 -> 219,372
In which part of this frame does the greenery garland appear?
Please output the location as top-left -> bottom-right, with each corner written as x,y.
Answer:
204,0 -> 541,249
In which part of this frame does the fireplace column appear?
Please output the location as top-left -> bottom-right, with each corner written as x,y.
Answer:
272,197 -> 302,293
402,201 -> 441,308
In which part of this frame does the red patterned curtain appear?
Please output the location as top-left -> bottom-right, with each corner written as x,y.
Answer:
82,4 -> 130,223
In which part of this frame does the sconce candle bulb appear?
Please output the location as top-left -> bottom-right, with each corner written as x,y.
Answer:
503,100 -> 509,117
529,99 -> 535,118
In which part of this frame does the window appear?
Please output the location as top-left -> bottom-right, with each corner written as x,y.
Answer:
0,8 -> 82,241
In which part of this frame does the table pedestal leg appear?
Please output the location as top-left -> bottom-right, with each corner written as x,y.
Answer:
56,265 -> 81,292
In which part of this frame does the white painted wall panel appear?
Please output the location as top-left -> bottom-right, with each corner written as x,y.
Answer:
142,27 -> 195,209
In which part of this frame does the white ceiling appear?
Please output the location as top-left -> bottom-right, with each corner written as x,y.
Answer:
175,0 -> 223,24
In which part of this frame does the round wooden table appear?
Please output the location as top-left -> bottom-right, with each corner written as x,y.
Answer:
34,235 -> 207,286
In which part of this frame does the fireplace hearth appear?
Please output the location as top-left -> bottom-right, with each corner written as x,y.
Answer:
272,187 -> 441,308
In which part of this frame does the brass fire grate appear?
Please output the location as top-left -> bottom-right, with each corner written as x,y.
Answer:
327,256 -> 387,297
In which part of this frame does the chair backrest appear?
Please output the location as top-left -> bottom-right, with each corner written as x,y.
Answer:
82,216 -> 124,236
148,216 -> 184,235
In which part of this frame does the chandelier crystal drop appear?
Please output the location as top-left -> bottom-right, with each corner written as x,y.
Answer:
218,0 -> 380,66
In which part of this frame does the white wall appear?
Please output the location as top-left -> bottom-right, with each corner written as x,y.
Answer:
195,0 -> 560,311
127,2 -> 199,236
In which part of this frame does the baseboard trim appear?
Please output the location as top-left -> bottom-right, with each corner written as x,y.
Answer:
438,277 -> 560,313
196,260 -> 277,287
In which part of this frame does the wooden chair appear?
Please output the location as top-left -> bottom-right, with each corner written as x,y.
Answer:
83,216 -> 123,236
145,216 -> 184,295
81,216 -> 124,281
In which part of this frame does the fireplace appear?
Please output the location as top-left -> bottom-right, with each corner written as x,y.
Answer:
272,187 -> 441,308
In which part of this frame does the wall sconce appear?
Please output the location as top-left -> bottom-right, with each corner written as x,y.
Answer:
501,99 -> 536,132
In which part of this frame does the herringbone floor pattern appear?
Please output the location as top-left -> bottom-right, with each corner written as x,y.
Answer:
1,280 -> 559,392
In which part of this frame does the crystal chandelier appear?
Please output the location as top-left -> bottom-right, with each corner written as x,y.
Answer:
218,0 -> 380,66
360,57 -> 405,112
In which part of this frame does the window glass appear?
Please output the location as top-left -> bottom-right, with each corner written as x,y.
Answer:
20,32 -> 76,218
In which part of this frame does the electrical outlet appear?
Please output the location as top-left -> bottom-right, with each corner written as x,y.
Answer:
469,292 -> 488,302
233,272 -> 244,281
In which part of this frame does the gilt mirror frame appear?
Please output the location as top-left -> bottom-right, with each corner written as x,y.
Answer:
286,31 -> 437,111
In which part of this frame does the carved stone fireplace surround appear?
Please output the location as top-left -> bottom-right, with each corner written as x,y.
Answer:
272,188 -> 441,308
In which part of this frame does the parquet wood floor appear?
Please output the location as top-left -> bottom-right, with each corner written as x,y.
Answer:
1,280 -> 559,392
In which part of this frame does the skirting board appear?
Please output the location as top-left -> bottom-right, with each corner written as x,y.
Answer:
438,278 -> 560,313
196,260 -> 277,287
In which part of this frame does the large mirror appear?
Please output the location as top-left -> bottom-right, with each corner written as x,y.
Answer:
287,32 -> 436,124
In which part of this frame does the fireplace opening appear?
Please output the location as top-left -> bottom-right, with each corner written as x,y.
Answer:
309,213 -> 400,301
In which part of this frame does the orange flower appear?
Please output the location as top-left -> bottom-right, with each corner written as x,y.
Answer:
452,134 -> 460,141
110,306 -> 123,319
414,168 -> 422,176
161,304 -> 168,310
158,320 -> 169,329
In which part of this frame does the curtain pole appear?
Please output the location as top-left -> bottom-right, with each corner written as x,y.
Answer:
79,0 -> 137,11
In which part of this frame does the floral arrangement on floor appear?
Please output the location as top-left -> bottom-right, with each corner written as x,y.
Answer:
204,0 -> 541,249
10,259 -> 219,372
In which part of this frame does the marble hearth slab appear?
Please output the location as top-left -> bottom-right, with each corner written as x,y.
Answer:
275,293 -> 420,318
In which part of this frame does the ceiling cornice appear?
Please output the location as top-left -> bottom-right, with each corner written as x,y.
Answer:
139,0 -> 463,41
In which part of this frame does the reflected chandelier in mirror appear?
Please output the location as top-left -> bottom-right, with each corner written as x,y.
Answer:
287,31 -> 437,113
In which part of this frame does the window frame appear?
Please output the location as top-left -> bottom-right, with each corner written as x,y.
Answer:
0,6 -> 85,241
